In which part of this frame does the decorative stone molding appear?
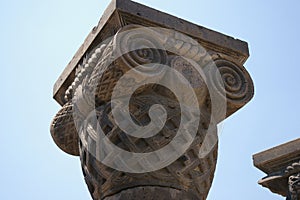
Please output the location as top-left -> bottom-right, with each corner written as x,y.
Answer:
253,138 -> 300,200
50,0 -> 254,199
288,172 -> 300,200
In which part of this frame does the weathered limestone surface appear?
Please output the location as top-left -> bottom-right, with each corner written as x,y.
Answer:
53,0 -> 250,107
50,0 -> 254,199
253,138 -> 300,200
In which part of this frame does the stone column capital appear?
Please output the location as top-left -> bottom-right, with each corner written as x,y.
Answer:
50,0 -> 254,199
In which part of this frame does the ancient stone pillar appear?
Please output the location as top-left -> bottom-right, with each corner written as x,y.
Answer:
253,138 -> 300,200
50,0 -> 254,199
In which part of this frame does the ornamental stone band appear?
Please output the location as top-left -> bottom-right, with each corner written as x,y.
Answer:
50,0 -> 254,199
253,138 -> 300,200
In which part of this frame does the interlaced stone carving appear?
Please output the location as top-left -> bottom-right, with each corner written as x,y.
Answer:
50,1 -> 254,199
50,102 -> 79,156
79,95 -> 217,199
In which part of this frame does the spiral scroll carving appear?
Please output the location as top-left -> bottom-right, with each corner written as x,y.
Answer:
205,57 -> 254,117
75,26 -> 169,107
113,25 -> 168,75
50,24 -> 253,200
218,60 -> 248,101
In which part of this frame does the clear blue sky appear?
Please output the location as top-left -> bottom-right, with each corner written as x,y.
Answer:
1,0 -> 299,199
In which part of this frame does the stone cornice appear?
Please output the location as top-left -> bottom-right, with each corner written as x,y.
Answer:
253,138 -> 300,197
253,138 -> 300,174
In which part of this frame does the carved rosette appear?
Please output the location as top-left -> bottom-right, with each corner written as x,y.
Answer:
50,24 -> 254,200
